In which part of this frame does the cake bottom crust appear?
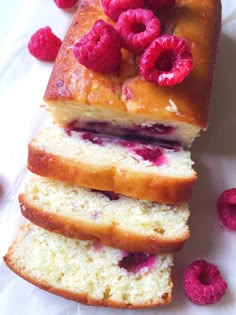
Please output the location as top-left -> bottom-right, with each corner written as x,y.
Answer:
3,257 -> 172,309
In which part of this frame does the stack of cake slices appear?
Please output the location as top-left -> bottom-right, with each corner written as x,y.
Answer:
4,0 -> 221,309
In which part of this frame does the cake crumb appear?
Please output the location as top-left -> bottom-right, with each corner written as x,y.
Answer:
166,99 -> 182,116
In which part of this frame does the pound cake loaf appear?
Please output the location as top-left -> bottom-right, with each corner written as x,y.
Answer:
4,223 -> 174,308
19,174 -> 190,254
44,0 -> 221,147
28,125 -> 196,204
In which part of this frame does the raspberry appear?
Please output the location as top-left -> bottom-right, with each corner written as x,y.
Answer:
101,0 -> 145,21
134,146 -> 162,163
91,189 -> 120,201
139,35 -> 193,86
145,0 -> 175,10
72,20 -> 122,73
28,27 -> 62,61
81,132 -> 104,145
184,260 -> 227,305
54,0 -> 77,9
116,9 -> 162,54
118,252 -> 155,273
217,188 -> 236,230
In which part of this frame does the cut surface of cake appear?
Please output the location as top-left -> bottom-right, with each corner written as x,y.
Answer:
28,125 -> 196,204
44,0 -> 221,147
4,223 -> 174,308
19,174 -> 190,254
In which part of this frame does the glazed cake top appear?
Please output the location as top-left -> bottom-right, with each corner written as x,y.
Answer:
44,0 -> 221,128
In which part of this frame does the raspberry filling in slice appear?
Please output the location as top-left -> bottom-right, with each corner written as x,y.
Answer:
138,123 -> 172,134
132,147 -> 166,165
91,189 -> 120,201
118,252 -> 156,274
66,119 -> 174,140
93,241 -> 104,251
81,132 -> 104,145
65,128 -> 175,166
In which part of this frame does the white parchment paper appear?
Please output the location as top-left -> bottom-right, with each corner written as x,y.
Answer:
0,1 -> 236,314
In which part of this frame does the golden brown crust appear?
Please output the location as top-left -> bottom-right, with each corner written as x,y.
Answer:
28,143 -> 197,205
19,194 -> 189,254
3,225 -> 172,308
44,0 -> 222,128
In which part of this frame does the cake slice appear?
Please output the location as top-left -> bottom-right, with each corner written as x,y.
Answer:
4,223 -> 174,308
19,174 -> 190,254
28,125 -> 196,204
43,0 -> 221,147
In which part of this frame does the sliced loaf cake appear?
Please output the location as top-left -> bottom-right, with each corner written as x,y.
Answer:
4,223 -> 174,308
44,0 -> 221,147
19,174 -> 190,254
28,125 -> 196,204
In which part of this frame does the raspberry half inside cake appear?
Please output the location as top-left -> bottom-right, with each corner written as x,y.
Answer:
65,128 -> 179,166
67,119 -> 177,145
118,252 -> 156,274
91,189 -> 120,200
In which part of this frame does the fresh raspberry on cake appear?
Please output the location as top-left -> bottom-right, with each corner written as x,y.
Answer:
217,188 -> 236,230
72,20 -> 122,73
139,35 -> 193,86
54,0 -> 77,8
184,260 -> 227,305
101,0 -> 145,21
28,27 -> 62,61
116,8 -> 162,54
146,0 -> 175,10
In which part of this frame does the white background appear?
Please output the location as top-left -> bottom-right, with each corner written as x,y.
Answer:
0,1 -> 236,314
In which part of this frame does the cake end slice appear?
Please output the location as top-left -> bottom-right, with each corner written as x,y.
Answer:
4,223 -> 174,308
